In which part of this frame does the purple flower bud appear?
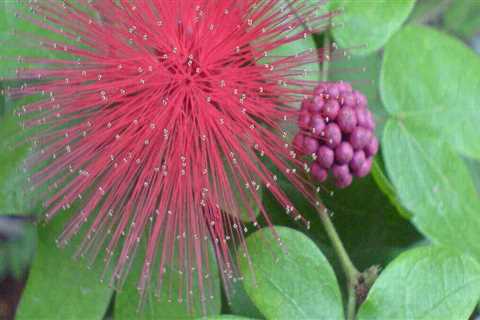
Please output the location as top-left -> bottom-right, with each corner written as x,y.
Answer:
302,82 -> 377,189
354,91 -> 367,108
337,107 -> 357,133
337,81 -> 352,93
310,114 -> 325,136
335,142 -> 354,164
353,157 -> 372,178
327,84 -> 341,98
332,164 -> 353,188
311,96 -> 324,112
316,145 -> 334,169
332,164 -> 349,178
340,92 -> 356,108
322,99 -> 340,120
350,127 -> 372,150
311,162 -> 328,182
335,172 -> 353,188
356,107 -> 369,128
350,150 -> 366,173
314,83 -> 329,96
303,136 -> 319,155
324,123 -> 342,148
365,136 -> 379,157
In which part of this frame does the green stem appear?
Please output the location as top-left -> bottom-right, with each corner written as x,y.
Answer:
322,33 -> 330,82
316,206 -> 359,281
346,283 -> 357,320
316,205 -> 360,320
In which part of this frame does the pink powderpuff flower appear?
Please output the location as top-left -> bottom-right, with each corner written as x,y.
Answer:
8,0 -> 337,312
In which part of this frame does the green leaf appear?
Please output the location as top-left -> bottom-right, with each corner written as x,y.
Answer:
0,2 -> 75,77
381,25 -> 480,159
380,25 -> 480,259
228,279 -> 264,319
0,111 -> 31,215
328,0 -> 415,56
115,242 -> 222,319
269,1 -> 320,83
371,159 -> 410,219
382,121 -> 480,261
444,0 -> 480,40
16,211 -> 113,320
238,227 -> 343,320
358,245 -> 480,320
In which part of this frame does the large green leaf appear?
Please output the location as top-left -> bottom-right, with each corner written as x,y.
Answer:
328,0 -> 415,56
115,242 -> 221,319
381,25 -> 480,159
380,25 -> 480,259
382,121 -> 480,261
238,227 -> 343,320
358,246 -> 480,320
16,211 -> 113,319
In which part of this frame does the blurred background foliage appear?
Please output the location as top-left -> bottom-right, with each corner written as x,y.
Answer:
0,0 -> 480,319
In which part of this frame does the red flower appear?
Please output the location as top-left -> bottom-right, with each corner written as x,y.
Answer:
12,0 -> 333,310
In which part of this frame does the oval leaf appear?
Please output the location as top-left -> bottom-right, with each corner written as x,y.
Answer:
382,120 -> 480,260
329,0 -> 415,55
239,227 -> 343,319
16,212 -> 113,320
381,25 -> 480,159
358,246 -> 480,320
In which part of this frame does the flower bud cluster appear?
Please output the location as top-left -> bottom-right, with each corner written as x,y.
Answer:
293,82 -> 378,188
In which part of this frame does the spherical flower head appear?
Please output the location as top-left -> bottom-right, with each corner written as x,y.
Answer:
293,81 -> 379,188
8,0 -> 335,312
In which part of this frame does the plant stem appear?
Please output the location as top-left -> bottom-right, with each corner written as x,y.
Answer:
322,33 -> 330,82
317,206 -> 358,279
316,205 -> 360,320
346,283 -> 357,320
